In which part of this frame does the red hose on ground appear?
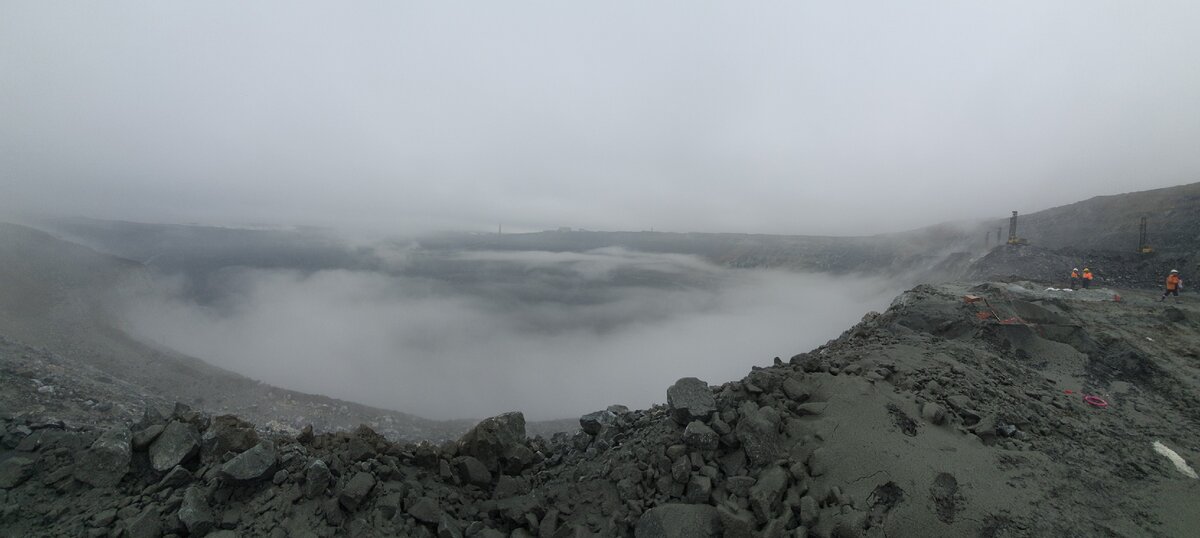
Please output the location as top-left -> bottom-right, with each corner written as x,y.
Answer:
1083,395 -> 1108,408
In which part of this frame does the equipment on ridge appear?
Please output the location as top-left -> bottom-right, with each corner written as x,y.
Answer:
1138,216 -> 1154,254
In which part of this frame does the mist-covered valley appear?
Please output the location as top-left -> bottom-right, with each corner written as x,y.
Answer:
118,244 -> 899,420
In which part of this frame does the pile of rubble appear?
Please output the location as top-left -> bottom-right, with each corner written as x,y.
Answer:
2,281 -> 1199,537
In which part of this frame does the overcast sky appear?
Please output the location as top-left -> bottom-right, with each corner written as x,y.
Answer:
3,1 -> 1198,235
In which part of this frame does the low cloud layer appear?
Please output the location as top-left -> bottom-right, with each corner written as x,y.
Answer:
121,249 -> 898,420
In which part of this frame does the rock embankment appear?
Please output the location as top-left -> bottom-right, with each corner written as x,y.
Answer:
2,282 -> 1199,537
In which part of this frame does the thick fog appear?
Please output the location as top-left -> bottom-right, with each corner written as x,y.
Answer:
4,2 -> 1200,235
121,249 -> 898,420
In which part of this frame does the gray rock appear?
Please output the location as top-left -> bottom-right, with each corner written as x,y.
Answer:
667,378 -> 716,425
201,415 -> 259,463
734,405 -> 783,467
781,377 -> 810,402
338,471 -> 377,511
92,509 -> 118,527
726,475 -> 756,497
155,465 -> 193,491
408,496 -> 443,524
73,425 -> 132,487
126,508 -> 162,538
795,402 -> 827,416
716,505 -> 756,538
303,459 -> 332,499
178,486 -> 215,536
0,456 -> 35,488
148,421 -> 200,472
634,503 -> 722,538
219,441 -> 277,482
921,403 -> 947,425
682,421 -> 719,451
798,495 -> 818,527
580,410 -> 617,435
807,447 -> 830,477
131,424 -> 164,451
749,466 -> 790,522
685,474 -> 712,503
494,474 -> 531,498
971,413 -> 1000,443
453,455 -> 493,486
457,412 -> 527,473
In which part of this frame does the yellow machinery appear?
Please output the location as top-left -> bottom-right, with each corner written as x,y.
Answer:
1007,211 -> 1027,245
1138,216 -> 1154,254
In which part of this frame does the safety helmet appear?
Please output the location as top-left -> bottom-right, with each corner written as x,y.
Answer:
1073,268 -> 1078,271
1171,269 -> 1179,273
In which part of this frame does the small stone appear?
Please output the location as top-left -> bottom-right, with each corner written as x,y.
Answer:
921,403 -> 947,425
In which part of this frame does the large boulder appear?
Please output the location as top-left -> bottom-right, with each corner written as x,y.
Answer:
303,459 -> 332,499
201,415 -> 259,463
635,504 -> 722,537
218,441 -> 277,482
148,421 -> 201,472
0,456 -> 35,488
453,456 -> 493,486
73,425 -> 132,487
748,466 -> 789,522
178,486 -> 215,537
338,471 -> 377,511
667,378 -> 716,425
458,412 -> 528,474
580,410 -> 618,435
734,403 -> 783,467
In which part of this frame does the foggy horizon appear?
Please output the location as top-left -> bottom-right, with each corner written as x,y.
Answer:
4,2 -> 1199,237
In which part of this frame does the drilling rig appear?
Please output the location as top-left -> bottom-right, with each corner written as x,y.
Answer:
1137,216 -> 1153,254
1006,211 -> 1027,245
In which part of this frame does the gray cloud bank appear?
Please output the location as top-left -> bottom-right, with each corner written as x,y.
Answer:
120,249 -> 898,420
3,2 -> 1199,236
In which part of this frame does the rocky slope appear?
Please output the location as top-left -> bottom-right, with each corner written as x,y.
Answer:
2,280 -> 1197,537
0,222 -> 476,442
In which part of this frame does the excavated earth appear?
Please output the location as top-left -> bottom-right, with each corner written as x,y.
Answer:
2,281 -> 1199,537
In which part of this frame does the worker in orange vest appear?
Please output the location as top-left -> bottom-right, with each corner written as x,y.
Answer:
1160,269 -> 1183,303
1081,267 -> 1094,289
1070,268 -> 1080,289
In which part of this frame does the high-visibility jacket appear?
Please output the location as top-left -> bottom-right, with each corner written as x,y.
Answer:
1083,270 -> 1093,280
1071,271 -> 1079,279
1167,274 -> 1181,290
